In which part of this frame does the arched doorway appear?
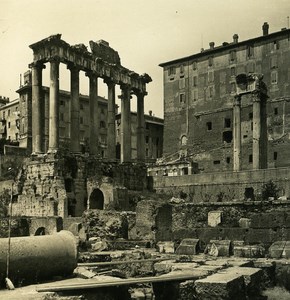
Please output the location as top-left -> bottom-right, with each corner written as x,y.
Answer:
89,188 -> 104,210
35,227 -> 46,235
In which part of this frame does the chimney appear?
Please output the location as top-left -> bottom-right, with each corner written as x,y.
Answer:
149,110 -> 152,116
233,34 -> 239,44
262,22 -> 269,36
209,42 -> 215,49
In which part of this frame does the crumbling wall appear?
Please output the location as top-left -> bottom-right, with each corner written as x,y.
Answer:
82,209 -> 128,240
171,200 -> 290,249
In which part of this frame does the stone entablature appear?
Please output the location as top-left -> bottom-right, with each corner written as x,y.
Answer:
29,34 -> 151,94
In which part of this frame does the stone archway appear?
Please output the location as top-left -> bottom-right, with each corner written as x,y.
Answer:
89,188 -> 104,210
35,227 -> 46,235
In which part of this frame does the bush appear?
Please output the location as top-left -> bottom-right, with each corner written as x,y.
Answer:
261,180 -> 279,200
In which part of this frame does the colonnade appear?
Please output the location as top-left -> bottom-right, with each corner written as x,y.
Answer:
233,82 -> 267,171
30,59 -> 147,162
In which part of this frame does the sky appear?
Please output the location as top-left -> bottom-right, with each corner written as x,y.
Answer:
0,0 -> 290,117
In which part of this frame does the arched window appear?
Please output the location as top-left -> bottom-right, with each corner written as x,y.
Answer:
181,135 -> 187,146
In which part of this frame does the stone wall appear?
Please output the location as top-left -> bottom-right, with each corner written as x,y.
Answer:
171,201 -> 290,249
151,167 -> 290,202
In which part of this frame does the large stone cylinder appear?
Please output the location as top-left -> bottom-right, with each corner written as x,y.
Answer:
0,230 -> 78,286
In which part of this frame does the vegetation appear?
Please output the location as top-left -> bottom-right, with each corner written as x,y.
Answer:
261,180 -> 279,200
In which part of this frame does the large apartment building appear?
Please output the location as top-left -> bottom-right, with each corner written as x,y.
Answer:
159,22 -> 290,173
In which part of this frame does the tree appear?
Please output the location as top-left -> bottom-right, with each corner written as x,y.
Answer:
261,180 -> 279,200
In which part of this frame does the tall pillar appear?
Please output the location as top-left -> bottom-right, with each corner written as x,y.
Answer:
233,95 -> 241,171
48,58 -> 60,152
68,64 -> 80,153
120,85 -> 131,163
105,79 -> 116,160
87,73 -> 99,156
31,62 -> 45,154
252,92 -> 261,169
137,91 -> 146,162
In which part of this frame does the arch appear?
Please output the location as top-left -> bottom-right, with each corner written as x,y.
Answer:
35,227 -> 46,235
181,135 -> 187,146
89,188 -> 104,210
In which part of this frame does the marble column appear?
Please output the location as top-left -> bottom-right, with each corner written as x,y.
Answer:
87,73 -> 99,155
105,79 -> 116,160
48,58 -> 60,152
69,64 -> 80,153
252,92 -> 261,170
137,91 -> 145,162
233,95 -> 241,171
31,62 -> 45,154
120,85 -> 131,163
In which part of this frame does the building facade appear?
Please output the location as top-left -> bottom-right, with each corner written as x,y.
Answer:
159,23 -> 290,173
116,111 -> 163,162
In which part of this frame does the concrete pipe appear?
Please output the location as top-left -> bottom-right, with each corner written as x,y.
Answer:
0,230 -> 78,287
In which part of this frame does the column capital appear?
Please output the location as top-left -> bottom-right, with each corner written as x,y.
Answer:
29,61 -> 46,70
67,63 -> 81,72
133,89 -> 148,97
252,91 -> 261,102
103,77 -> 117,87
85,70 -> 98,79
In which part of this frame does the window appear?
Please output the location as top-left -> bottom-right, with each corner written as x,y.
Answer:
80,116 -> 83,124
224,118 -> 231,128
100,121 -> 106,128
101,108 -> 105,115
180,64 -> 184,74
226,157 -> 231,164
179,93 -> 185,103
247,62 -> 255,73
272,40 -> 279,51
231,82 -> 236,93
208,56 -> 213,67
213,160 -> 220,165
168,66 -> 176,76
206,122 -> 212,131
223,131 -> 233,143
192,61 -> 197,70
271,71 -> 278,84
230,50 -> 236,62
247,45 -> 254,58
209,86 -> 214,98
8,122 -> 10,128
208,71 -> 214,83
274,107 -> 278,115
179,78 -> 185,89
230,67 -> 236,76
274,152 -> 278,160
249,112 -> 253,120
8,110 -> 10,116
249,154 -> 253,163
270,56 -> 278,69
15,133 -> 18,140
146,136 -> 149,144
146,148 -> 149,157
60,100 -> 65,106
193,90 -> 198,101
80,103 -> 84,110
193,76 -> 198,87
181,135 -> 187,146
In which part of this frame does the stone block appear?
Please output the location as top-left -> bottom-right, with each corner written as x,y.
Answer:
225,267 -> 263,296
268,241 -> 286,258
171,262 -> 198,272
239,218 -> 251,228
208,211 -> 223,227
250,212 -> 286,229
157,241 -> 175,253
233,245 -> 265,258
282,241 -> 290,258
153,260 -> 175,274
74,266 -> 97,279
207,240 -> 232,257
195,271 -> 245,300
175,238 -> 199,255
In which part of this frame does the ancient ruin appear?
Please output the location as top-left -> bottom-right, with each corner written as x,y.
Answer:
2,23 -> 290,300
